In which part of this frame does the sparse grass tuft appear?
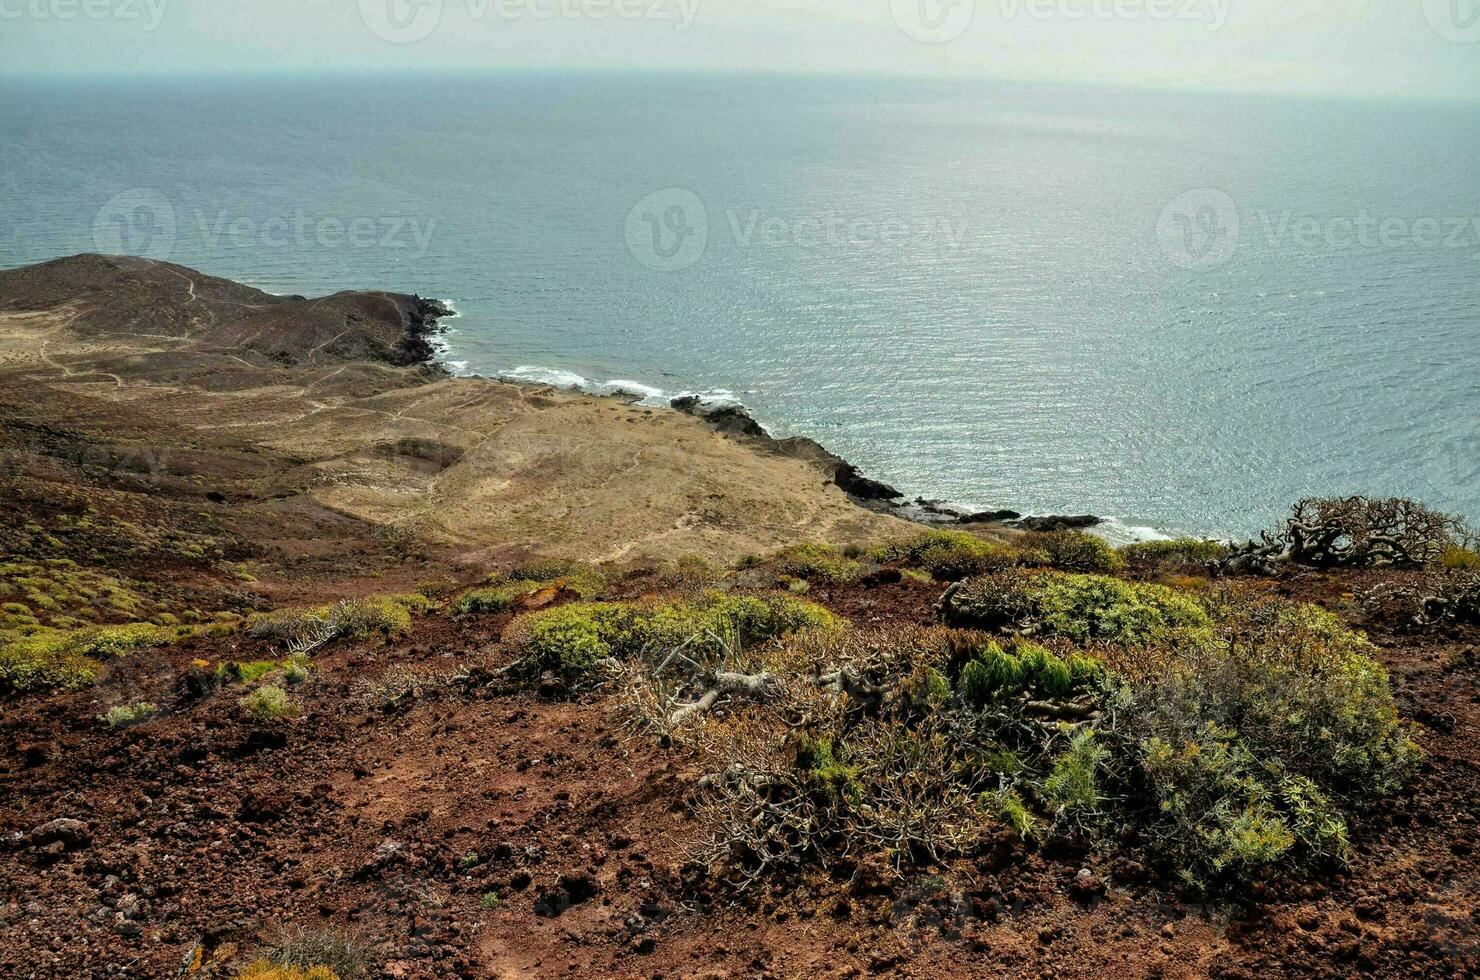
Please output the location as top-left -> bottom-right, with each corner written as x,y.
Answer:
260,926 -> 368,980
100,701 -> 157,729
241,685 -> 298,721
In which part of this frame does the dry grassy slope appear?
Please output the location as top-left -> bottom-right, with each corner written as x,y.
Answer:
0,254 -> 909,583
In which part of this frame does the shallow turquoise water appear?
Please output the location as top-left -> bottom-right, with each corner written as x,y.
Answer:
2,72 -> 1476,537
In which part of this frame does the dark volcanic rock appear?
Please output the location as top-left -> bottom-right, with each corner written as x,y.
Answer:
959,509 -> 1022,524
671,395 -> 902,501
833,461 -> 902,501
1012,514 -> 1102,532
30,818 -> 90,849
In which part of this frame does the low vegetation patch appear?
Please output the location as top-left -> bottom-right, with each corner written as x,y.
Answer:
247,596 -> 414,653
100,701 -> 157,729
766,543 -> 863,583
870,530 -> 1023,581
0,622 -> 186,693
1119,537 -> 1229,570
241,684 -> 298,721
450,580 -> 541,616
1018,531 -> 1124,573
618,568 -> 1414,891
506,591 -> 840,684
944,568 -> 1212,645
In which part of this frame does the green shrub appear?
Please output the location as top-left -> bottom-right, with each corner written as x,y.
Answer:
221,660 -> 282,684
331,597 -> 411,638
1020,531 -> 1124,573
100,701 -> 157,728
871,530 -> 1021,581
1166,590 -> 1419,798
450,581 -> 538,616
797,735 -> 861,802
1017,643 -> 1073,697
247,596 -> 411,646
282,657 -> 311,685
241,685 -> 298,720
1139,725 -> 1351,881
1440,547 -> 1480,572
507,592 -> 840,680
993,789 -> 1036,839
74,623 -> 176,658
945,569 -> 1211,645
1042,729 -> 1107,814
0,621 -> 185,693
1120,537 -> 1230,568
958,642 -> 1022,705
769,543 -> 861,583
506,558 -> 609,597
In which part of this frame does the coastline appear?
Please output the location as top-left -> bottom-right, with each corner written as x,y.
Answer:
421,322 -> 1179,544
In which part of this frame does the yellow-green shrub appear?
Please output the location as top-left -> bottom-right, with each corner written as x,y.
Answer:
450,581 -> 538,616
768,543 -> 862,583
241,685 -> 298,720
0,622 -> 185,693
1440,546 -> 1480,572
1020,531 -> 1124,573
234,963 -> 339,980
507,592 -> 841,680
1119,537 -> 1230,568
100,701 -> 157,728
871,530 -> 1022,581
945,569 -> 1211,645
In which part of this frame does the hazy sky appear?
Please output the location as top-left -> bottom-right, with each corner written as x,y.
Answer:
1,0 -> 1477,100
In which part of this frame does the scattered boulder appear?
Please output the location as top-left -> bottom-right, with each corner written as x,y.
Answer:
31,818 -> 91,850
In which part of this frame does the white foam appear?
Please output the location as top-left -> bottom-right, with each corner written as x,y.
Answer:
503,365 -> 591,390
1089,517 -> 1177,546
495,365 -> 744,410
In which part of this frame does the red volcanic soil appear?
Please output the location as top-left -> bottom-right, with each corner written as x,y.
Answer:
1,569 -> 1475,980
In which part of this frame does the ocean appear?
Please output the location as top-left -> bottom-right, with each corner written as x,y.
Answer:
2,71 -> 1476,539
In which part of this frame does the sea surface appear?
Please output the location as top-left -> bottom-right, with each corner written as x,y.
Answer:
2,72 -> 1477,539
